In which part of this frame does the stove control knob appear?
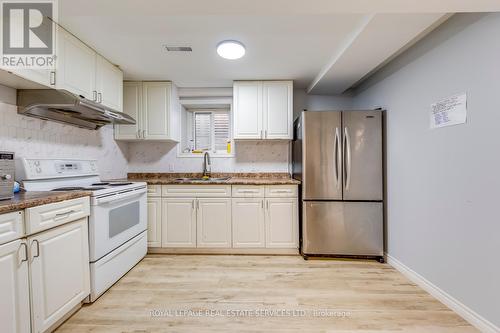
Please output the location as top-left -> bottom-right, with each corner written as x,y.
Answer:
1,174 -> 12,180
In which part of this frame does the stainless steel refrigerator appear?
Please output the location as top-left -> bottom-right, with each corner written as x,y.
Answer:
292,110 -> 384,261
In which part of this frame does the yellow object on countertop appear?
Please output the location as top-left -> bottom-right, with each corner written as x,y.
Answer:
227,141 -> 231,154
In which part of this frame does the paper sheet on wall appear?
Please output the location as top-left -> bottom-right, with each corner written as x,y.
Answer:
430,93 -> 467,129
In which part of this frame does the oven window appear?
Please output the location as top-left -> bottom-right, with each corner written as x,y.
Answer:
109,201 -> 140,238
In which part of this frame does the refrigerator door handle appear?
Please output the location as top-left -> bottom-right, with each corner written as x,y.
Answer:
334,127 -> 340,189
344,127 -> 352,190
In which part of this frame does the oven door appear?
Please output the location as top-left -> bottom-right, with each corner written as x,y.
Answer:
89,187 -> 147,262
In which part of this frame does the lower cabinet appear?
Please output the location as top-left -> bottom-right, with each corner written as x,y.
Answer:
265,198 -> 298,248
0,239 -> 31,333
29,219 -> 90,333
147,197 -> 162,247
161,198 -> 196,248
153,185 -> 298,251
197,198 -> 232,248
232,198 -> 265,248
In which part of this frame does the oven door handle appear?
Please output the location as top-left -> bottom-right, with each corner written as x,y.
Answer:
94,188 -> 146,205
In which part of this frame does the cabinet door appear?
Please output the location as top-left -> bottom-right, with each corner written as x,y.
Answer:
147,197 -> 162,248
56,28 -> 96,99
263,81 -> 293,139
115,81 -> 142,140
197,198 -> 231,248
96,56 -> 123,112
232,198 -> 265,248
233,81 -> 263,139
142,82 -> 171,140
29,219 -> 90,333
161,198 -> 196,248
265,198 -> 298,248
0,239 -> 30,333
9,69 -> 53,87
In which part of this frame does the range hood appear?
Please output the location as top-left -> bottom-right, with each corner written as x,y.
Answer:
17,89 -> 136,130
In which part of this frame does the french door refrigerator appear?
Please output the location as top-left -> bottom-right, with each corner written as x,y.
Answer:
292,110 -> 384,261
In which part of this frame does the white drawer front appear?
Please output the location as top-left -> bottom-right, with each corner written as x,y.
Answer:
265,185 -> 298,197
147,185 -> 162,197
232,185 -> 265,198
0,211 -> 24,245
26,197 -> 90,235
162,185 -> 231,198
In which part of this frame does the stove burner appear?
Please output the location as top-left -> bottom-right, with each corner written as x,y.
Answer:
91,182 -> 110,186
108,182 -> 133,186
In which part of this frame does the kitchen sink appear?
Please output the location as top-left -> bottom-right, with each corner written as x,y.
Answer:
174,177 -> 231,182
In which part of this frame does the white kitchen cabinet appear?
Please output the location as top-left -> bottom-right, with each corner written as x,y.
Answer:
56,27 -> 123,111
7,69 -> 53,88
265,198 -> 298,248
96,55 -> 123,111
0,239 -> 31,333
29,219 -> 90,333
197,198 -> 232,248
115,81 -> 142,140
263,81 -> 293,139
115,81 -> 180,142
233,81 -> 293,140
147,197 -> 162,248
56,28 -> 97,100
161,198 -> 196,247
233,81 -> 263,139
232,198 -> 265,248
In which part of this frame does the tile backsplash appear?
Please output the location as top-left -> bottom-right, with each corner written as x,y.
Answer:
127,140 -> 290,173
0,102 -> 128,180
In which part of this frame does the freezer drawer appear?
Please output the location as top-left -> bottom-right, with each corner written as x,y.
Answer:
302,201 -> 383,256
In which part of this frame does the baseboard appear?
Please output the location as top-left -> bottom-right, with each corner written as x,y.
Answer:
148,247 -> 300,255
386,253 -> 499,333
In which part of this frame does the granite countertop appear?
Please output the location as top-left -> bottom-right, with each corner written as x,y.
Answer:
0,191 -> 92,215
126,173 -> 301,185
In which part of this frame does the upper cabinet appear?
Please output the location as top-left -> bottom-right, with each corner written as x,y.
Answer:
233,80 -> 293,140
56,28 -> 123,111
114,81 -> 180,142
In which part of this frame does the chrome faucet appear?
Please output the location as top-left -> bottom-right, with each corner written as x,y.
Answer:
203,152 -> 211,178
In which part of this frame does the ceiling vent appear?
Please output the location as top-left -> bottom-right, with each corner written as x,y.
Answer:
164,45 -> 192,52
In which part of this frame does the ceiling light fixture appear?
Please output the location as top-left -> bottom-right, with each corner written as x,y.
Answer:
216,40 -> 245,60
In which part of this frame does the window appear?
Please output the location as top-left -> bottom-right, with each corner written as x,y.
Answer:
181,108 -> 233,156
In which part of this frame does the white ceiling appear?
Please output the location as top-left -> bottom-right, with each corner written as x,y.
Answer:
58,0 -> 500,93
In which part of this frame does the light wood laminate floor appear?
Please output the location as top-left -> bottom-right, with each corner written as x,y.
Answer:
57,255 -> 477,332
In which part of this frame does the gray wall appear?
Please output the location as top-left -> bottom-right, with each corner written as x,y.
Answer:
353,13 -> 500,327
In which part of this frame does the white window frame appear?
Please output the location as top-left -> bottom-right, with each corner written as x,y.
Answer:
178,108 -> 235,158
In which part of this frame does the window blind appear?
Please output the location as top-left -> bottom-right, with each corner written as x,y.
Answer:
213,112 -> 230,152
194,113 -> 211,150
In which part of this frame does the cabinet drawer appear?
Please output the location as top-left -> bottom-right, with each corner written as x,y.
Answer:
162,185 -> 231,198
147,185 -> 162,197
25,197 -> 90,235
0,211 -> 24,245
232,185 -> 265,198
265,185 -> 298,197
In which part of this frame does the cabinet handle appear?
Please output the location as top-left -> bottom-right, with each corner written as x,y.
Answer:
260,130 -> 263,139
49,71 -> 56,85
261,200 -> 264,209
264,130 -> 267,139
31,240 -> 40,260
136,130 -> 140,139
266,200 -> 269,210
197,200 -> 200,210
92,90 -> 97,101
192,200 -> 195,210
98,92 -> 102,103
20,242 -> 28,263
54,210 -> 76,220
142,130 -> 146,139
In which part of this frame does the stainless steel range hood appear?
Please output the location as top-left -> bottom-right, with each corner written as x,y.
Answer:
17,89 -> 136,130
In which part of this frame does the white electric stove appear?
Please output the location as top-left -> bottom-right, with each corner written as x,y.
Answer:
17,158 -> 148,302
